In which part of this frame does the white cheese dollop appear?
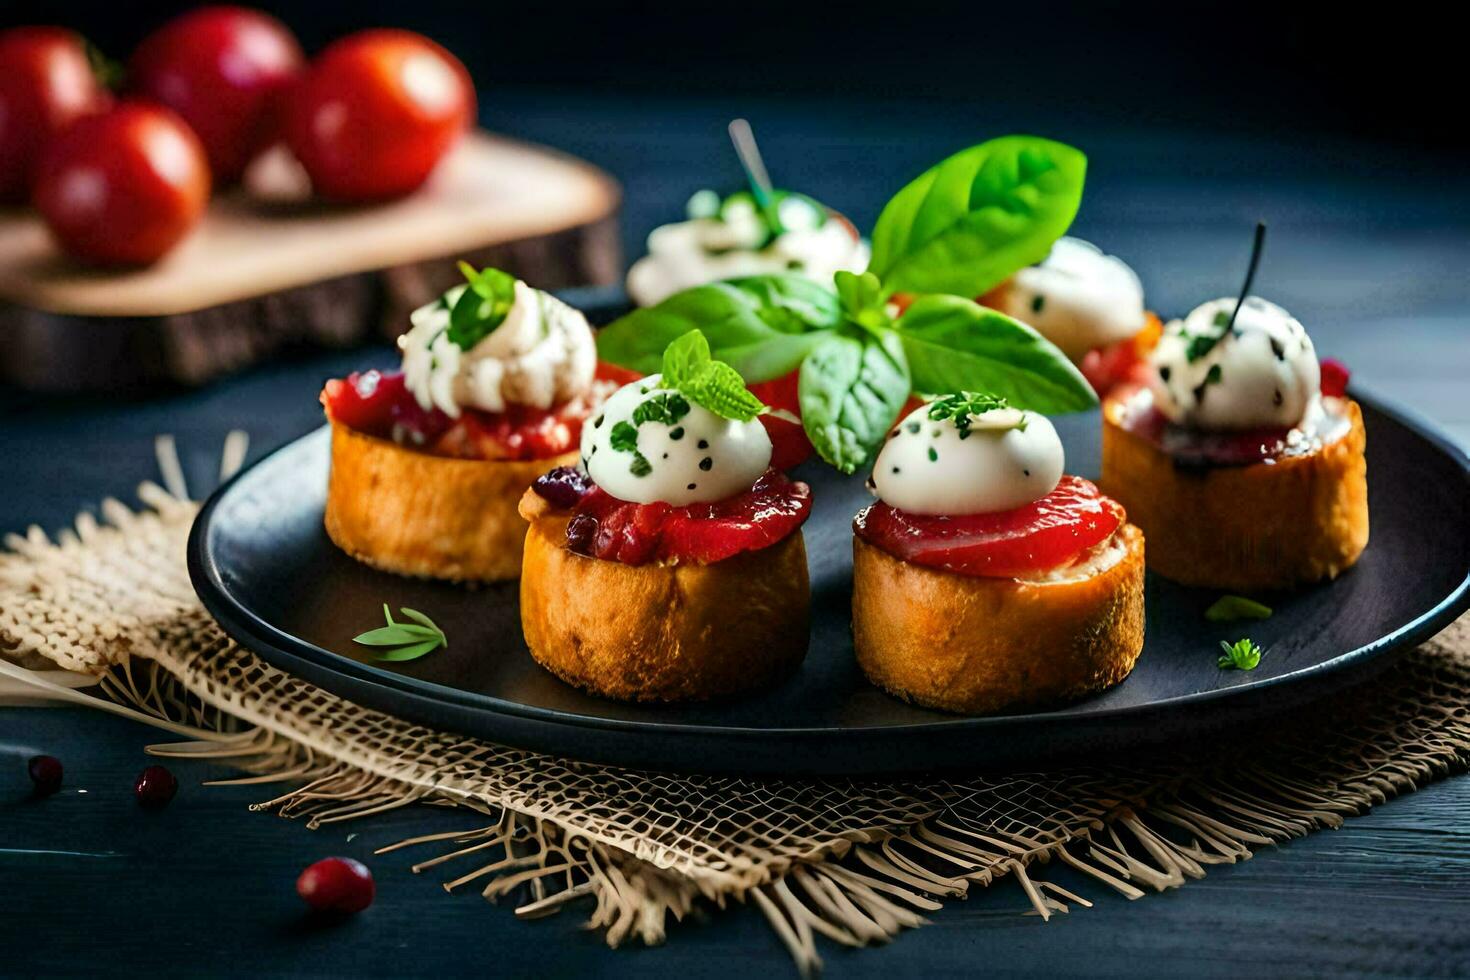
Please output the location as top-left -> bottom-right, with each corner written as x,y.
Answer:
580,374 -> 772,506
988,237 -> 1147,361
399,279 -> 596,417
871,402 -> 1065,516
1149,296 -> 1320,431
626,194 -> 870,307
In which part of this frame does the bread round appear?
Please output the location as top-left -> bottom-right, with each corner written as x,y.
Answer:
323,420 -> 576,582
851,524 -> 1146,715
518,489 -> 810,702
1100,397 -> 1368,590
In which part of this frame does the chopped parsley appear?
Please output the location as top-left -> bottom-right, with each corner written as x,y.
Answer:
1217,637 -> 1265,671
926,392 -> 1026,435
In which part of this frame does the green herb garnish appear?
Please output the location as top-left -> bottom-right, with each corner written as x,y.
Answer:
660,331 -> 767,421
608,420 -> 652,476
597,135 -> 1095,473
1205,596 -> 1273,622
632,391 -> 692,427
447,262 -> 518,349
1217,637 -> 1265,671
353,605 -> 448,662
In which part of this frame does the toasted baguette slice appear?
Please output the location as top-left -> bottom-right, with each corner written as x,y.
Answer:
323,419 -> 576,582
852,524 -> 1146,715
518,489 -> 810,702
1101,398 -> 1368,590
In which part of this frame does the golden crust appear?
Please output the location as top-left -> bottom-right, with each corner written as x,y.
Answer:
518,489 -> 810,702
1100,397 -> 1369,590
851,524 -> 1146,715
323,419 -> 577,582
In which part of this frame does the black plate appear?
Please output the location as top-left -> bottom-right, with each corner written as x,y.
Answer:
188,380 -> 1470,775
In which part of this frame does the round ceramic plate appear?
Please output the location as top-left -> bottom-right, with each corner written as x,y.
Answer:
189,369 -> 1470,775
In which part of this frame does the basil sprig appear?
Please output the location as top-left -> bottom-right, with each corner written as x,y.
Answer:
598,135 -> 1095,473
447,262 -> 518,349
868,135 -> 1087,300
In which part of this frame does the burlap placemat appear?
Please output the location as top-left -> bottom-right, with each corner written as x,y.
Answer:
3,459 -> 1467,974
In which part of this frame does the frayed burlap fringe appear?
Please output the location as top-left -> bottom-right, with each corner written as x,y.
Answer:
3,450 -> 1468,975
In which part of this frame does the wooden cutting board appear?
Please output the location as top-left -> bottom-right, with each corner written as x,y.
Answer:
0,132 -> 621,392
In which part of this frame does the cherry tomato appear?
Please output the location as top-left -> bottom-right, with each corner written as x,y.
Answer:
129,6 -> 302,183
284,30 -> 473,201
0,27 -> 109,202
33,102 -> 210,265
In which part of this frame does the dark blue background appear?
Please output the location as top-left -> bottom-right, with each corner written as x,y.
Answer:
3,2 -> 1469,975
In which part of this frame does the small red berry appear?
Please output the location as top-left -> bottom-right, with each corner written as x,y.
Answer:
297,857 -> 375,914
134,764 -> 178,809
1320,357 -> 1351,398
27,754 -> 62,796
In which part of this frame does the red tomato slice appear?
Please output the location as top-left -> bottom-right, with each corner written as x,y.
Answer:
545,468 -> 812,566
853,475 -> 1124,578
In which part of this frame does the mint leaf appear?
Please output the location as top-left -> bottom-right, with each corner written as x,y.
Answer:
798,329 -> 911,473
895,295 -> 1097,413
447,263 -> 518,349
867,136 -> 1087,299
834,270 -> 890,333
659,331 -> 766,422
1205,596 -> 1273,622
596,276 -> 839,383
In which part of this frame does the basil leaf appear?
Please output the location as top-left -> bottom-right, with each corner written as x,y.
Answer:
867,136 -> 1087,299
596,276 -> 839,383
895,295 -> 1097,413
447,263 -> 517,349
798,329 -> 911,473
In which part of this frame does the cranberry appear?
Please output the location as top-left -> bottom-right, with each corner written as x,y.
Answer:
565,513 -> 598,555
134,765 -> 178,809
1320,358 -> 1351,398
532,466 -> 594,509
297,857 -> 375,914
27,754 -> 62,797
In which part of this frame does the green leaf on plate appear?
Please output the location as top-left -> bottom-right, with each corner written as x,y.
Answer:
1204,595 -> 1273,622
894,294 -> 1097,413
595,276 -> 840,383
353,605 -> 447,663
867,135 -> 1087,299
798,328 -> 911,473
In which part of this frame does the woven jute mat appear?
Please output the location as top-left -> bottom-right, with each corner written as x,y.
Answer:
3,470 -> 1468,974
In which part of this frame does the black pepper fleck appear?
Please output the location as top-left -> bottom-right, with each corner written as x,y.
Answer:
906,422 -> 920,434
697,439 -> 709,449
1024,468 -> 1031,476
891,466 -> 901,474
699,457 -> 713,471
1270,337 -> 1285,360
1160,366 -> 1172,383
593,415 -> 604,428
669,427 -> 685,440
1031,294 -> 1046,314
662,452 -> 669,458
1273,388 -> 1283,406
687,483 -> 696,490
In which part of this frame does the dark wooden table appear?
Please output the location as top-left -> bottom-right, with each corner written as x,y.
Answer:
3,96 -> 1468,977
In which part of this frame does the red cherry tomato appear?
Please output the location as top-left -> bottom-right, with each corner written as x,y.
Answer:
129,6 -> 302,183
33,102 -> 210,265
854,476 -> 1124,578
749,370 -> 814,470
284,30 -> 473,201
0,27 -> 109,202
